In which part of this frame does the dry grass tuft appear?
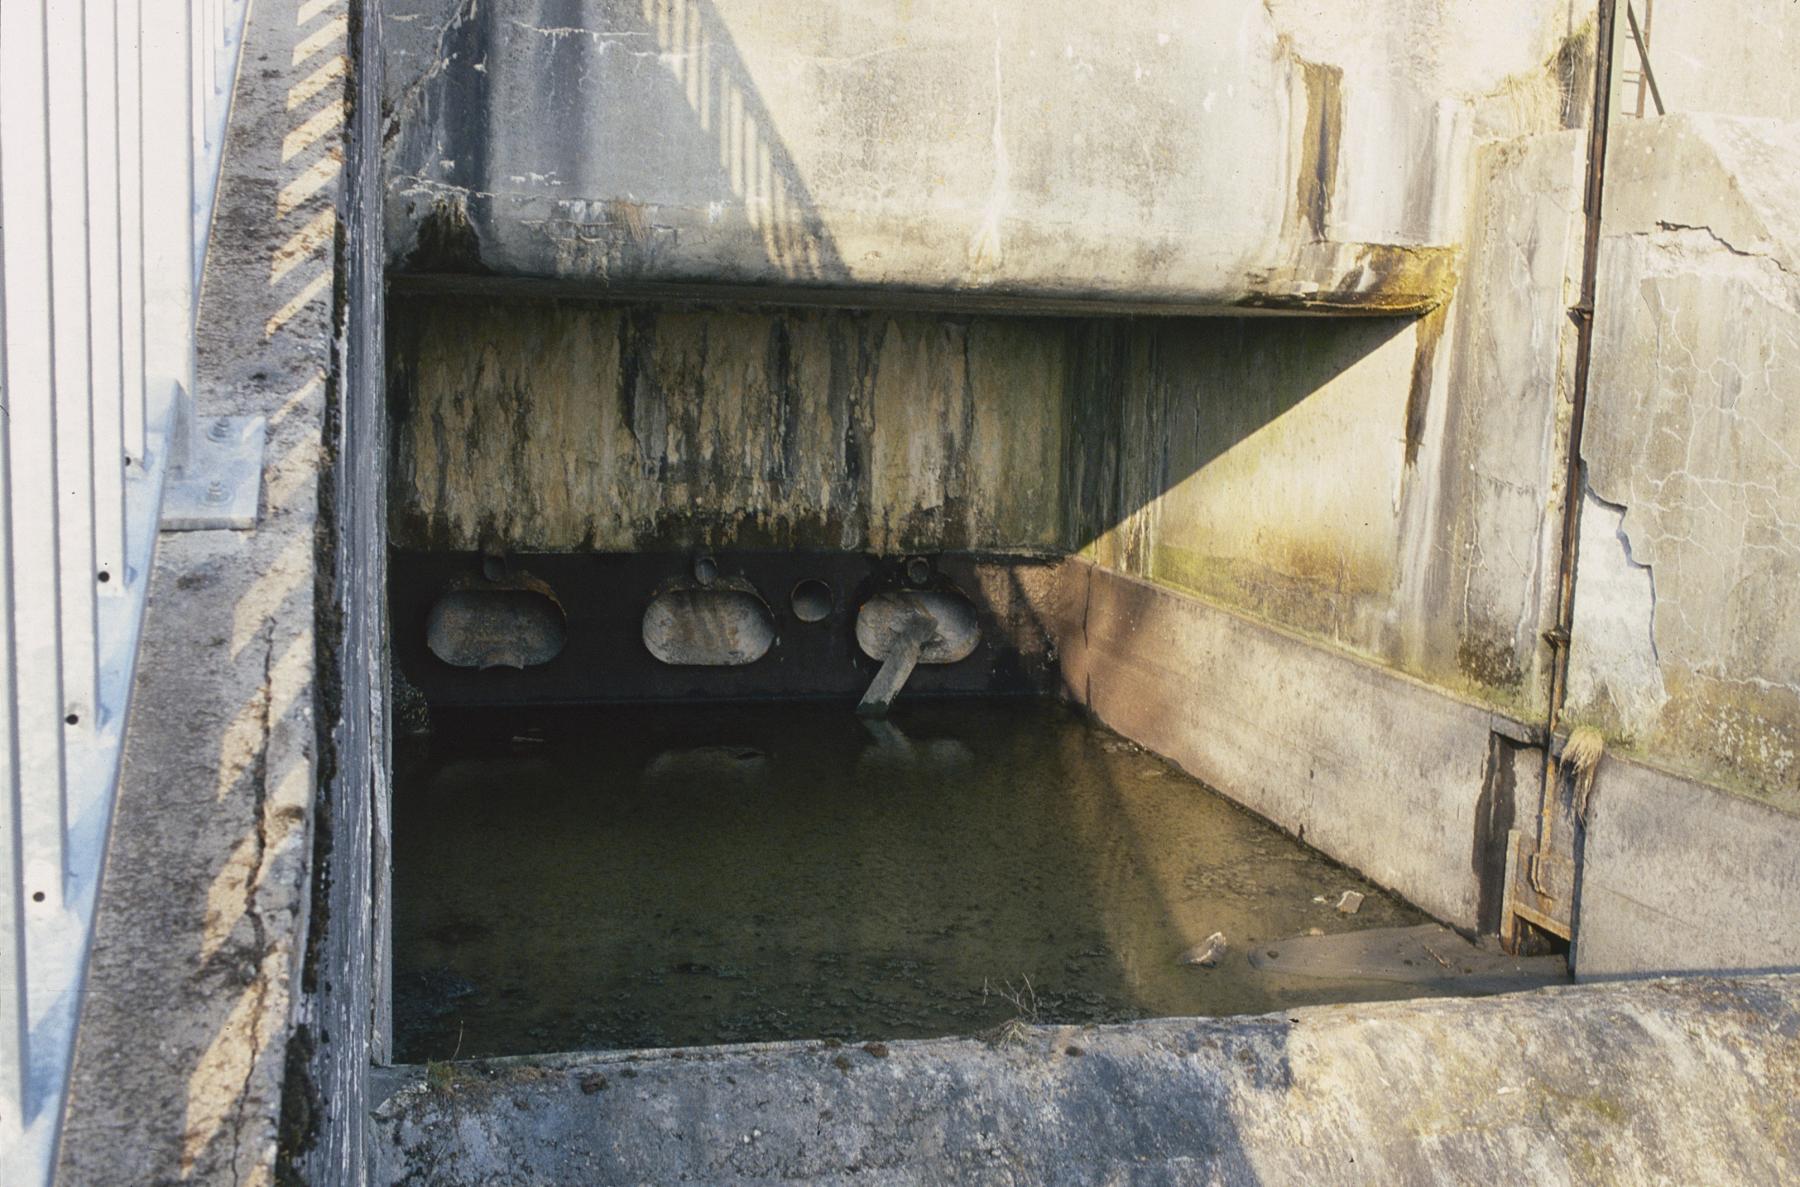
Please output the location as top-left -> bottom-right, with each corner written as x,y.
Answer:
1564,725 -> 1607,821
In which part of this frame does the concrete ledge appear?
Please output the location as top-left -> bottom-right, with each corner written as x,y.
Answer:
369,975 -> 1800,1185
1052,559 -> 1530,933
1575,754 -> 1800,979
54,1 -> 347,1183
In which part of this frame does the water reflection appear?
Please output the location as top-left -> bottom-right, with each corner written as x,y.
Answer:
393,699 -> 1431,1062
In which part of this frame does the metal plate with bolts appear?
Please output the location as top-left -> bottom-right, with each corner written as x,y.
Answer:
162,415 -> 267,531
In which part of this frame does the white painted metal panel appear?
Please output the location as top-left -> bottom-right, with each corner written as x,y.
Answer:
46,0 -> 100,728
85,0 -> 128,597
118,0 -> 149,466
0,0 -> 256,1179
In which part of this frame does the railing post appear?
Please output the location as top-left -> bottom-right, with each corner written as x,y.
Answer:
0,0 -> 71,911
46,0 -> 101,731
119,0 -> 150,467
143,0 -> 199,458
85,0 -> 128,597
0,91 -> 31,1142
160,0 -> 266,533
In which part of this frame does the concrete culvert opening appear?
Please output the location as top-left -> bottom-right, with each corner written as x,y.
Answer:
790,578 -> 833,623
382,292 -> 1571,1068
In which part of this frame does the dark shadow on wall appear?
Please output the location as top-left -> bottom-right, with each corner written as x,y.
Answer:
401,0 -> 847,284
1063,314 -> 1418,645
382,289 -> 1414,573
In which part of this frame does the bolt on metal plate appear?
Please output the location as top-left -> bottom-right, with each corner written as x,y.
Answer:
162,415 -> 268,531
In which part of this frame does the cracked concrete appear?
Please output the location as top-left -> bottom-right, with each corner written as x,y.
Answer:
54,1 -> 349,1183
1574,114 -> 1800,806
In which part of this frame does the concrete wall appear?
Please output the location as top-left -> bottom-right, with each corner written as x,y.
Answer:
369,976 -> 1800,1186
378,0 -> 1800,975
1570,115 -> 1800,809
1053,559 -> 1539,934
1610,1 -> 1800,122
388,297 -> 1068,554
1576,754 -> 1800,979
380,0 -> 1586,312
1069,126 -> 1586,718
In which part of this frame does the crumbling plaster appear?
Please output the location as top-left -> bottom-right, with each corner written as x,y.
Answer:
1572,115 -> 1800,806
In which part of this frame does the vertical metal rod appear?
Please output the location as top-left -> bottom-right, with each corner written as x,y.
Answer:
0,79 -> 34,1131
85,0 -> 128,596
47,0 -> 101,732
145,0 -> 199,462
0,0 -> 71,906
118,0 -> 149,466
1530,0 -> 1621,902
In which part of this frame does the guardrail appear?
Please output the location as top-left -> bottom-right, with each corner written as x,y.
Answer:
0,1 -> 255,1181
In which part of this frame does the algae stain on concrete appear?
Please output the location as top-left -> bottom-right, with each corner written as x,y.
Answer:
389,296 -> 1069,555
1293,55 -> 1344,243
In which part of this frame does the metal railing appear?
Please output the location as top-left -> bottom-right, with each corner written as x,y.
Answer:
0,1 -> 254,1182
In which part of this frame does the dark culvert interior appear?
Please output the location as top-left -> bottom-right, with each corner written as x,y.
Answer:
385,292 -> 1567,1064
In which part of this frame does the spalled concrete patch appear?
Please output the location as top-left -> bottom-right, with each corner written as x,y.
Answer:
1575,115 -> 1800,805
54,1 -> 348,1183
369,975 -> 1800,1185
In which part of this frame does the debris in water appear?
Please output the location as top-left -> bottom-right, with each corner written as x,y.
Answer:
1335,891 -> 1365,915
857,603 -> 938,717
1179,932 -> 1228,967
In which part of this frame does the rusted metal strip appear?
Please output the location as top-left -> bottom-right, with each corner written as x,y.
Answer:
1513,0 -> 1622,946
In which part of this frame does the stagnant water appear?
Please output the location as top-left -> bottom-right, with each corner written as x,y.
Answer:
393,699 -> 1439,1062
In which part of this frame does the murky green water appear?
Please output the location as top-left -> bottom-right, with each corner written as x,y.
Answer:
393,699 -> 1437,1062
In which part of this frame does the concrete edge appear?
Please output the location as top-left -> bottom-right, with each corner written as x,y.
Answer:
365,974 -> 1800,1185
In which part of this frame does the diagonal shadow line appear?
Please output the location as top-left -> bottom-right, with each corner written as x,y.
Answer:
427,0 -> 846,284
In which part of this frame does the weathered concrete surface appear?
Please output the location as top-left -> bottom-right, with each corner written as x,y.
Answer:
379,0 -> 1587,311
1571,115 -> 1800,807
1067,317 -> 1418,651
1608,2 -> 1800,122
1062,133 -> 1587,719
388,297 -> 1067,554
369,975 -> 1800,1185
1397,129 -> 1586,716
1575,753 -> 1800,980
1051,559 -> 1538,933
53,1 -> 348,1183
